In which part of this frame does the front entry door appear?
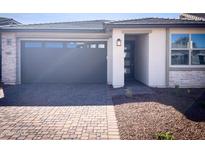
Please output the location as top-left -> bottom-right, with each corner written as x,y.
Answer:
124,40 -> 135,81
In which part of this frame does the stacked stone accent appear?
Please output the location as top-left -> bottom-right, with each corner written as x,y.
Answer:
1,33 -> 17,84
169,71 -> 205,88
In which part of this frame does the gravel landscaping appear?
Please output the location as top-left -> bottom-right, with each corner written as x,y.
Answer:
113,88 -> 205,140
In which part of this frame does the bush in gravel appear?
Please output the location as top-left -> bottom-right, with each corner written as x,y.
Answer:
173,85 -> 182,97
155,132 -> 175,140
125,88 -> 133,98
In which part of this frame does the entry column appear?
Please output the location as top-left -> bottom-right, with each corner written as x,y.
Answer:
112,29 -> 124,88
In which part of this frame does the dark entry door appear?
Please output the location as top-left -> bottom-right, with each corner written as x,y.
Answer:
124,40 -> 135,81
21,40 -> 107,84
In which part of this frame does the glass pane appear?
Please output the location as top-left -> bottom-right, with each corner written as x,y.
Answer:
67,42 -> 85,48
98,44 -> 105,48
192,50 -> 205,65
45,42 -> 63,48
124,68 -> 130,74
125,60 -> 130,66
25,42 -> 42,48
171,50 -> 189,65
191,34 -> 205,48
90,44 -> 97,48
171,34 -> 189,48
125,52 -> 131,58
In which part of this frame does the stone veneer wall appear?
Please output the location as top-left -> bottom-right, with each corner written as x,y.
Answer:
169,71 -> 205,88
1,33 -> 17,84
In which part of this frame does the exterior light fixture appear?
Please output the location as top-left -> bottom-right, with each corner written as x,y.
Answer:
116,38 -> 121,46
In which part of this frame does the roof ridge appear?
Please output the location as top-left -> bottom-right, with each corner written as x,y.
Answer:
105,17 -> 178,24
13,19 -> 110,27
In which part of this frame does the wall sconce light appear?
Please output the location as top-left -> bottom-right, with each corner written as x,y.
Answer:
116,38 -> 121,46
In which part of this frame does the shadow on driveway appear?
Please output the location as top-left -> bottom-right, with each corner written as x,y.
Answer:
0,84 -> 113,106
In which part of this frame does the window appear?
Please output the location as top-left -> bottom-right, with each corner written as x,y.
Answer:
171,50 -> 189,65
98,43 -> 105,49
192,50 -> 205,65
191,34 -> 205,48
171,33 -> 205,66
171,34 -> 189,48
67,42 -> 85,48
171,34 -> 189,65
25,42 -> 42,48
45,42 -> 63,48
90,44 -> 97,48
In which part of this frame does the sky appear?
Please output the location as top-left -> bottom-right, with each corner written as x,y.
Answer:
0,13 -> 180,24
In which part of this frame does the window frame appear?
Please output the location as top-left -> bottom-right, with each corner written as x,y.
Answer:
170,33 -> 205,67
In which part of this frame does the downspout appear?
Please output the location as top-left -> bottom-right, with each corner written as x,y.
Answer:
165,28 -> 170,87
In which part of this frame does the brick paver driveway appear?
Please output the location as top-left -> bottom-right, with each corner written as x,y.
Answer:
0,84 -> 119,140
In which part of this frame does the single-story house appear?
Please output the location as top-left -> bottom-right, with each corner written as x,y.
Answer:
0,17 -> 205,88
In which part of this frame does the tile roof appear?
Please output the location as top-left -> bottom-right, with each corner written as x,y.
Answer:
1,20 -> 109,32
106,17 -> 205,25
0,17 -> 20,26
1,18 -> 205,32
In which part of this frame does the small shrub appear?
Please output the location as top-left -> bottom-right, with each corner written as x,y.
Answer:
155,132 -> 175,140
174,85 -> 181,96
187,89 -> 191,94
125,88 -> 133,98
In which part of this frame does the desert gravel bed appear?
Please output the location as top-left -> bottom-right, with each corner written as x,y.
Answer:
113,88 -> 205,140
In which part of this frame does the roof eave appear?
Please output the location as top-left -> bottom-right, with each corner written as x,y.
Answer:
105,24 -> 205,29
0,28 -> 105,33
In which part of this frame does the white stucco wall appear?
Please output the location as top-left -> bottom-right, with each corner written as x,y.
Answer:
107,37 -> 112,85
111,28 -> 167,88
134,34 -> 149,85
148,28 -> 166,87
111,29 -> 125,88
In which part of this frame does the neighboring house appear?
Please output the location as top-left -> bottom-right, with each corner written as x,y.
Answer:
0,17 -> 20,81
0,18 -> 205,88
180,13 -> 205,21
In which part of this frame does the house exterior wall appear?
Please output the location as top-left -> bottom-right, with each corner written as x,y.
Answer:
111,28 -> 167,88
168,28 -> 205,88
111,29 -> 125,88
107,37 -> 112,85
169,70 -> 205,88
134,34 -> 149,85
1,32 -> 110,85
148,28 -> 166,87
1,32 -> 17,84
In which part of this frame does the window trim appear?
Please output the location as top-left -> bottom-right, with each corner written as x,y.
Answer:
170,33 -> 205,67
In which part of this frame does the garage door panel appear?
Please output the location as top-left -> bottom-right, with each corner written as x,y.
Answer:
21,41 -> 107,83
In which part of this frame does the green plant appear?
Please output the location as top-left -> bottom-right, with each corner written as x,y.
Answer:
155,132 -> 175,140
125,88 -> 133,98
174,84 -> 181,96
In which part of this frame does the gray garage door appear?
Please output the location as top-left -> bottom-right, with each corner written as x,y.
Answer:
21,40 -> 107,83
